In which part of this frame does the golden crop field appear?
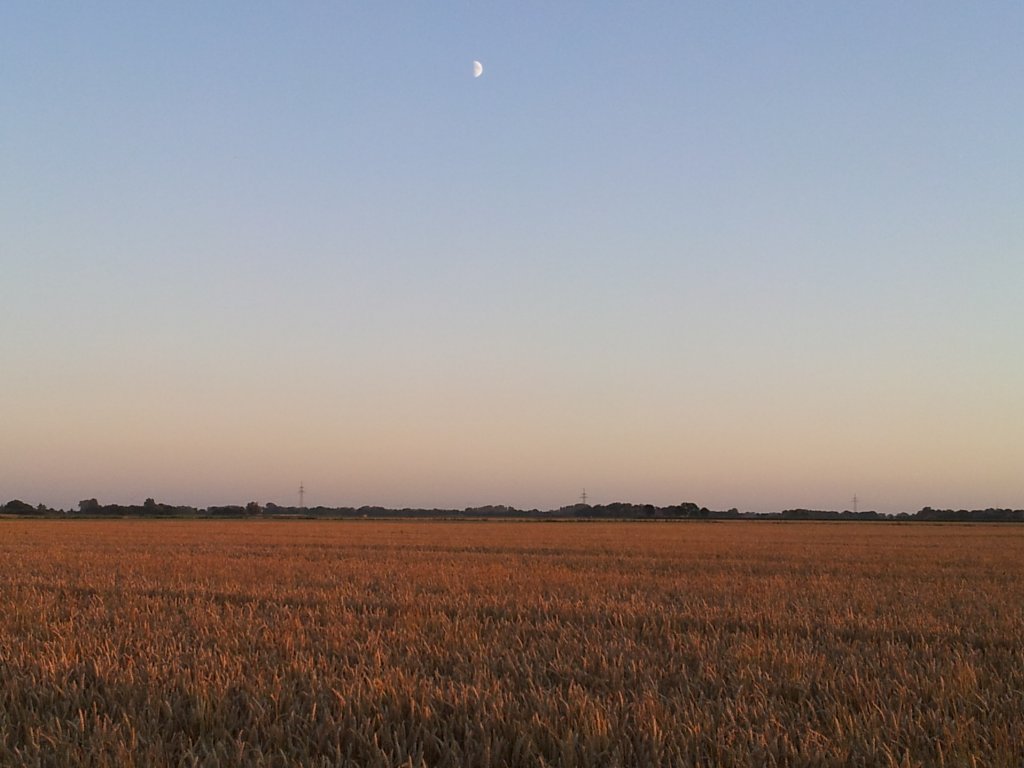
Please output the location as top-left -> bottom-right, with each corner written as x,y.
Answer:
0,520 -> 1021,767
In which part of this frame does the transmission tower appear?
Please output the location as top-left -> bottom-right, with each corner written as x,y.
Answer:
299,482 -> 305,510
580,488 -> 588,506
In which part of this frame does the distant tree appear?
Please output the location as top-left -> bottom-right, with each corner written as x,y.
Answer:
3,499 -> 36,514
670,502 -> 702,518
245,501 -> 262,516
78,498 -> 100,515
143,498 -> 158,514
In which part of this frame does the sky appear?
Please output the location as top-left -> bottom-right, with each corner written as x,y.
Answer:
2,2 -> 1023,514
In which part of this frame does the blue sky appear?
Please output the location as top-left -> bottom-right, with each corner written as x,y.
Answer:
2,2 -> 1022,512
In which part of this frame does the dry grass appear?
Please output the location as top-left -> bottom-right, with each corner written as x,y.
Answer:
0,520 -> 1021,767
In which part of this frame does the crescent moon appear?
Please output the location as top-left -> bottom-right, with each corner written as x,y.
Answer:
473,60 -> 483,78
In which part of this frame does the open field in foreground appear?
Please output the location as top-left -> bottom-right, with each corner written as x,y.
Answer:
0,520 -> 1022,767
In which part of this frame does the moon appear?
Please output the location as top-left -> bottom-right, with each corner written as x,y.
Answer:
473,60 -> 483,78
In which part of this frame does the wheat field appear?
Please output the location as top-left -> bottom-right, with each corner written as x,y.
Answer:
0,520 -> 1021,767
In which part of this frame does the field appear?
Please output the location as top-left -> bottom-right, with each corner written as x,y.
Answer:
0,520 -> 1022,767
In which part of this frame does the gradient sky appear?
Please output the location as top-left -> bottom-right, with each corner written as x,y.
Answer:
3,3 -> 1022,513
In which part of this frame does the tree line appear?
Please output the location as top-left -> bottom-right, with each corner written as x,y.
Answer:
2,498 -> 1022,522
